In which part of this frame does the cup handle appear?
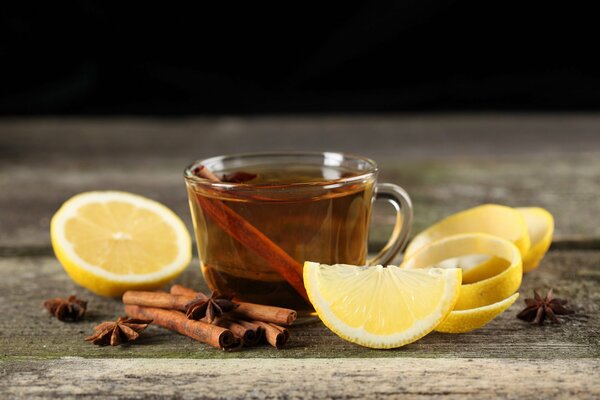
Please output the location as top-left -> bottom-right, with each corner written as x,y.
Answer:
367,183 -> 413,266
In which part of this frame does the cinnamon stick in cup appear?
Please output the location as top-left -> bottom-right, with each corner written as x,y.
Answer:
124,305 -> 242,351
191,166 -> 308,302
170,285 -> 297,325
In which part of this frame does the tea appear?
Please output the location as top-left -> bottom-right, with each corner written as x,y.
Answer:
187,164 -> 376,309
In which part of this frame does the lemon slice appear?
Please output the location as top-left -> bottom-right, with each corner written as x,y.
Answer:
405,204 -> 531,258
303,261 -> 461,349
51,191 -> 192,297
401,233 -> 522,310
435,293 -> 519,333
517,207 -> 554,272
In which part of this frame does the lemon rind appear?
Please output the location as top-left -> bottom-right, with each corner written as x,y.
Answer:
401,233 -> 522,310
517,207 -> 554,272
435,292 -> 519,333
405,204 -> 531,258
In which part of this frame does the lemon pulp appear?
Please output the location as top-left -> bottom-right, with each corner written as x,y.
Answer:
51,191 -> 191,297
304,261 -> 461,349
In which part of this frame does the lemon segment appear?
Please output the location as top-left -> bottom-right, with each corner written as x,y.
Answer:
517,207 -> 554,272
405,204 -> 531,259
303,261 -> 461,349
435,293 -> 519,333
401,233 -> 522,310
51,191 -> 192,297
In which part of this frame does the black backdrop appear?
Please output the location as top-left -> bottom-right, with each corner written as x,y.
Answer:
2,1 -> 599,115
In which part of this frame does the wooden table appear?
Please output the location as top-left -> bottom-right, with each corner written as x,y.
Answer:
1,115 -> 599,399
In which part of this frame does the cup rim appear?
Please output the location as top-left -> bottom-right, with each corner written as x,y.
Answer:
184,151 -> 378,190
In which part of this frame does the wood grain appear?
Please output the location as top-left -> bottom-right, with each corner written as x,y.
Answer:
1,115 -> 600,249
2,358 -> 599,399
0,251 -> 597,360
1,115 -> 599,398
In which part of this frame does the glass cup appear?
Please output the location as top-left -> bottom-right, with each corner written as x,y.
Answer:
184,152 -> 412,310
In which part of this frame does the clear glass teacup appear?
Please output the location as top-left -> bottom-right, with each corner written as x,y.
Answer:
184,152 -> 412,310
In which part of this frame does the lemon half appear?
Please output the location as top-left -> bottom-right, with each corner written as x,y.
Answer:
51,191 -> 192,297
303,261 -> 461,349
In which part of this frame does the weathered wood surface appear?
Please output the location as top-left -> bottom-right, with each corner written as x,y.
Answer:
1,251 -> 598,360
2,358 -> 599,399
1,115 -> 600,251
1,116 -> 599,398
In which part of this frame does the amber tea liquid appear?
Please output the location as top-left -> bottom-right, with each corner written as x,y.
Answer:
187,164 -> 376,310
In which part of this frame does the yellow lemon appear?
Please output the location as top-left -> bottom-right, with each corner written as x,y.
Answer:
401,233 -> 522,310
436,255 -> 509,284
405,204 -> 531,258
51,191 -> 192,297
517,207 -> 554,272
435,293 -> 519,333
303,261 -> 461,349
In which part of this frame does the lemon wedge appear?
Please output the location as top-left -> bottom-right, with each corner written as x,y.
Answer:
401,233 -> 522,310
51,191 -> 192,297
405,204 -> 531,258
517,207 -> 554,272
303,261 -> 461,349
435,293 -> 520,333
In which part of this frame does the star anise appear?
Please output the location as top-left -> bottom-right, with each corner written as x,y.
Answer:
43,295 -> 87,322
517,289 -> 574,325
185,291 -> 238,323
85,317 -> 152,346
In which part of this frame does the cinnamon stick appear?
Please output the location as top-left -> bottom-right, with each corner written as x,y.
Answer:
194,165 -> 221,182
170,285 -> 297,325
216,318 -> 263,346
252,320 -> 290,348
122,291 -> 192,311
191,165 -> 308,302
232,303 -> 297,326
124,305 -> 242,351
169,284 -> 198,298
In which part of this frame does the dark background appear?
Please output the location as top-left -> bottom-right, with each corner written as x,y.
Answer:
2,1 -> 599,115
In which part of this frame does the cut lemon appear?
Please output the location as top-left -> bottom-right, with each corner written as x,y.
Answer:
51,191 -> 192,297
405,204 -> 531,258
517,207 -> 554,272
303,261 -> 461,349
435,293 -> 519,333
401,233 -> 522,310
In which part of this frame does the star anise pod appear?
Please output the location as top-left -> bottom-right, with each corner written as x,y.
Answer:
185,291 -> 238,323
43,295 -> 87,322
85,317 -> 152,346
517,289 -> 574,325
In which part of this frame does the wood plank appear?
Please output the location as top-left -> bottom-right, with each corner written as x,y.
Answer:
379,154 -> 600,240
3,115 -> 600,160
2,358 -> 599,399
2,116 -> 598,399
1,116 -> 600,249
1,250 -> 597,360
